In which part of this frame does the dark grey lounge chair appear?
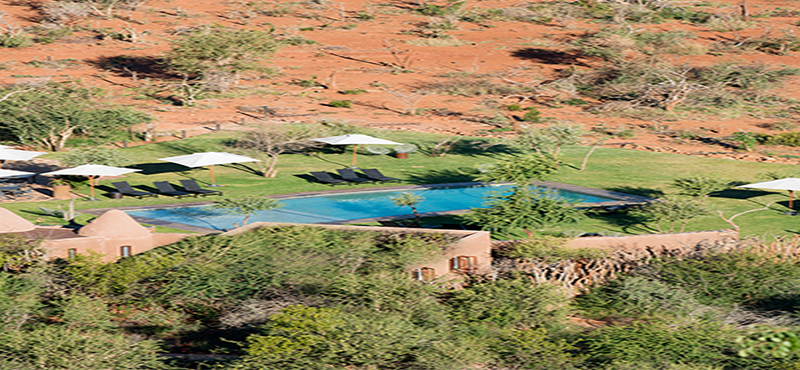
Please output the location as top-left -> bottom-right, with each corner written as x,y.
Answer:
336,168 -> 374,184
310,171 -> 349,185
361,168 -> 401,183
179,179 -> 223,197
112,181 -> 157,198
153,181 -> 196,198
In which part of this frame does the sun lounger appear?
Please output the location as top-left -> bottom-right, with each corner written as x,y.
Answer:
153,181 -> 197,198
179,179 -> 223,197
112,181 -> 157,199
361,168 -> 401,183
310,171 -> 349,185
336,168 -> 374,184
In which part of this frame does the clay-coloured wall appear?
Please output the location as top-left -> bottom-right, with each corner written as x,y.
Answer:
43,233 -> 195,261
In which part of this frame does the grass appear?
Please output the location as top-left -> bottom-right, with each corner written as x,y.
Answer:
7,129 -> 800,238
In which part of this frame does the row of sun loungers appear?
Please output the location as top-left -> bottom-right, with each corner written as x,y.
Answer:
112,179 -> 223,199
310,168 -> 401,186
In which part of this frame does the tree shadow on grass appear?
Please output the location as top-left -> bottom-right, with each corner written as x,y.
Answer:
710,188 -> 775,200
416,139 -> 523,158
130,162 -> 193,175
585,208 -> 656,235
404,169 -> 479,185
605,186 -> 665,199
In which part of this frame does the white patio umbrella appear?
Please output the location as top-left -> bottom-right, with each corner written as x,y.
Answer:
0,148 -> 46,169
310,134 -> 402,167
159,152 -> 259,186
42,164 -> 141,200
738,178 -> 800,209
0,169 -> 36,179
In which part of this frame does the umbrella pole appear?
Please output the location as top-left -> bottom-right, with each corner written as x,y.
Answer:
208,165 -> 218,187
88,176 -> 98,201
351,145 -> 358,168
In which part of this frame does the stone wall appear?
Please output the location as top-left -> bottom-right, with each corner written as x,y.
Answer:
494,230 -> 741,295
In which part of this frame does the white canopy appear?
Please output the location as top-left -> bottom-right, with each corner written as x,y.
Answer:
738,178 -> 800,209
738,178 -> 800,191
159,152 -> 259,168
0,148 -> 46,168
42,164 -> 141,177
310,134 -> 402,166
42,164 -> 141,200
159,152 -> 259,186
0,169 -> 36,178
311,134 -> 402,146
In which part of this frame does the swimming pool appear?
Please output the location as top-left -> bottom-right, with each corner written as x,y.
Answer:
122,182 -> 632,231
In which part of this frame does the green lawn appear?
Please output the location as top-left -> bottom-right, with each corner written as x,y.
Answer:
7,129 -> 800,238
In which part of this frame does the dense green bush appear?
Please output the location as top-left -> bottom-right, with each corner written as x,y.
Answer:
766,132 -> 800,147
446,276 -> 568,328
582,321 -> 746,368
654,252 -> 800,311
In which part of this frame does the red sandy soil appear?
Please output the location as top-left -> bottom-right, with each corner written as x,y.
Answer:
1,0 -> 800,163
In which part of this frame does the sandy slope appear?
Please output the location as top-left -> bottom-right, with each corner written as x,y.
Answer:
1,0 -> 799,162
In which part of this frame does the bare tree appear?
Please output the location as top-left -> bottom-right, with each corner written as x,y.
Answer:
234,125 -> 323,178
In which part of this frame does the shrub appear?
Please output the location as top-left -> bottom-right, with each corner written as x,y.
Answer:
340,89 -> 367,95
766,132 -> 800,147
0,32 -> 32,48
239,304 -> 483,370
327,100 -> 352,108
520,107 -> 541,122
583,321 -> 742,368
654,252 -> 800,311
447,276 -> 568,328
489,327 -> 583,370
0,326 -> 166,369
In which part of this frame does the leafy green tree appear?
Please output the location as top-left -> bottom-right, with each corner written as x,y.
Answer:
209,197 -> 283,227
164,27 -> 281,91
0,272 -> 43,332
672,176 -> 729,202
477,153 -> 558,185
515,123 -> 584,159
389,192 -> 424,225
629,197 -> 707,233
239,304 -> 482,370
447,276 -> 568,328
61,147 -> 131,167
489,327 -> 582,370
0,326 -> 166,369
470,154 -> 577,238
465,188 -> 585,238
0,83 -> 151,151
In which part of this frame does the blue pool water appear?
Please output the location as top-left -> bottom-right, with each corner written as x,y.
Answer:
126,185 -> 617,230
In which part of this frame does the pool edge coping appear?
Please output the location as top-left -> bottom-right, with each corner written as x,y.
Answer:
80,181 -> 653,233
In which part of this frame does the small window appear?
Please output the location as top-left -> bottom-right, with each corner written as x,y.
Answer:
120,245 -> 131,258
413,267 -> 435,282
67,249 -> 77,260
450,256 -> 478,272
